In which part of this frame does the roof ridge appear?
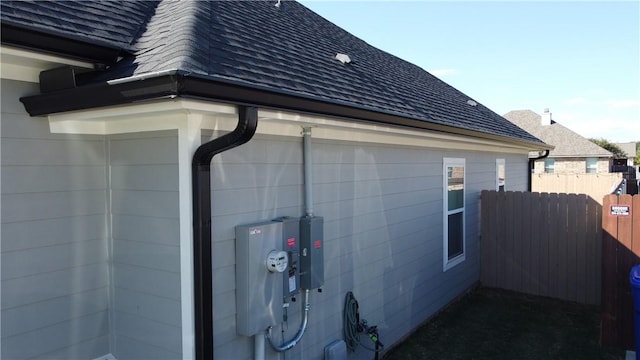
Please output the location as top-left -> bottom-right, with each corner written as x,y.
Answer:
131,0 -> 212,75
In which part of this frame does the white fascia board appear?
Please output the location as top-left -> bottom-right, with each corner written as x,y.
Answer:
0,45 -> 93,82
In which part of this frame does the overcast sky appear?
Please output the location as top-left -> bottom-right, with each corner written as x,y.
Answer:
299,0 -> 640,143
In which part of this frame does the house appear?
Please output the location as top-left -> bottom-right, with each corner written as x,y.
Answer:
613,142 -> 639,195
1,1 -> 549,360
504,109 -> 613,175
614,141 -> 638,170
503,109 -> 620,202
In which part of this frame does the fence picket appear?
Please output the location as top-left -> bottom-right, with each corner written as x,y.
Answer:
480,190 -> 604,306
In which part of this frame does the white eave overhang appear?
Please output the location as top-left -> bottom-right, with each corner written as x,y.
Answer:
0,45 -> 94,83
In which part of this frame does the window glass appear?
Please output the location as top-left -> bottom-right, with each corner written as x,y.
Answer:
447,212 -> 464,259
447,165 -> 464,210
544,158 -> 555,173
586,158 -> 597,173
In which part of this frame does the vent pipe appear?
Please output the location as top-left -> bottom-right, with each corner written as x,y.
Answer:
541,108 -> 552,126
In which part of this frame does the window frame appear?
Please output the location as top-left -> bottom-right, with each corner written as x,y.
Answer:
544,158 -> 555,174
496,158 -> 505,191
443,157 -> 466,271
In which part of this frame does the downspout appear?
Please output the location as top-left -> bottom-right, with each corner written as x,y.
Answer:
528,150 -> 550,192
192,106 -> 258,360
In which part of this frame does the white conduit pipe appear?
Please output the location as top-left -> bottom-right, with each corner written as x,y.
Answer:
303,127 -> 313,217
254,332 -> 265,360
264,127 -> 315,352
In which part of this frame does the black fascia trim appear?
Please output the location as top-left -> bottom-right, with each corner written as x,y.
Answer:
1,23 -> 123,64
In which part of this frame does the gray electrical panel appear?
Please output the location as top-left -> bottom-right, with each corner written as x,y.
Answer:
235,220 -> 284,336
300,216 -> 324,290
274,217 -> 300,297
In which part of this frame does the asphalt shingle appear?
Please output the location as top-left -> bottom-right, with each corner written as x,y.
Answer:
1,0 -> 545,145
0,0 -> 158,52
503,110 -> 612,157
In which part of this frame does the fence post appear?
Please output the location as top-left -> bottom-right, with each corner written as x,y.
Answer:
601,194 -> 638,349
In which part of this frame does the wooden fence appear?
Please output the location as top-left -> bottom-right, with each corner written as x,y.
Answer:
532,173 -> 623,205
480,190 -> 602,305
601,194 -> 640,350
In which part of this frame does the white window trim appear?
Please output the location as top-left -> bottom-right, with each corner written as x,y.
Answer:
443,157 -> 466,271
496,158 -> 505,191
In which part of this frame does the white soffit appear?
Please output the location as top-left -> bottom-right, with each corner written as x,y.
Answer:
258,109 -> 533,154
0,46 -> 93,83
48,99 -> 532,153
47,99 -> 238,135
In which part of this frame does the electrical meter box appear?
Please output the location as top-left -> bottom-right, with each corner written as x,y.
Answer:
274,217 -> 300,298
300,216 -> 324,290
235,220 -> 284,336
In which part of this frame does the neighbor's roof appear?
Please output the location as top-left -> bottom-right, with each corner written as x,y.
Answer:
1,0 -> 546,147
503,110 -> 611,158
614,142 -> 637,159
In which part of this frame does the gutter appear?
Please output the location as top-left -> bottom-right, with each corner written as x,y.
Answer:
528,150 -> 550,192
19,72 -> 549,151
192,106 -> 258,360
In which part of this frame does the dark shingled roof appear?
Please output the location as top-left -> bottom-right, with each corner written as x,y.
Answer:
1,0 -> 545,146
0,0 -> 157,52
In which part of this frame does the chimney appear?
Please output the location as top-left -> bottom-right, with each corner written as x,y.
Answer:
541,108 -> 552,126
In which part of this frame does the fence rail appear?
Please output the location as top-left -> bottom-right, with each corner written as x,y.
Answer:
480,190 -> 602,305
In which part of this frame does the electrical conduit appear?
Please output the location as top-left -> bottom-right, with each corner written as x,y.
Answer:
265,126 -> 315,352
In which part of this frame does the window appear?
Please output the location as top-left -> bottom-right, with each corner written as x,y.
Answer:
586,158 -> 597,173
544,158 -> 555,173
496,159 -> 505,191
443,158 -> 465,271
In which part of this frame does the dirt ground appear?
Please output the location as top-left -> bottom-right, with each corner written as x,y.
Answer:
382,287 -> 624,360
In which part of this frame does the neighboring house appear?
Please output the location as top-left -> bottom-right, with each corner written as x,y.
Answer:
613,142 -> 639,195
503,109 -> 618,201
504,109 -> 613,175
1,2 -> 549,360
614,141 -> 638,167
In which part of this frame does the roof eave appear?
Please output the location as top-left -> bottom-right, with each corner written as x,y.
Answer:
20,72 -> 551,151
1,23 -> 123,64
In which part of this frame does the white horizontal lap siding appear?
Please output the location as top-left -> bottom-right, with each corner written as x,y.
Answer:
108,131 -> 182,360
207,130 -> 528,360
1,79 -> 111,359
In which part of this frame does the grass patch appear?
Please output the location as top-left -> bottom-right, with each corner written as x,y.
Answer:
382,287 -> 624,360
